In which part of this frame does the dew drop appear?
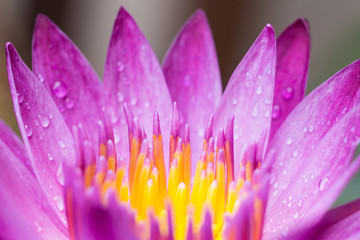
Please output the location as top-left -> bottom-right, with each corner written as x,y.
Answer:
38,114 -> 50,128
251,104 -> 259,118
24,125 -> 33,138
131,97 -> 137,106
318,177 -> 329,191
57,164 -> 65,186
48,153 -> 54,161
256,85 -> 264,95
292,149 -> 299,157
64,97 -> 74,109
25,102 -> 31,110
116,61 -> 124,72
282,87 -> 294,100
297,200 -> 303,207
35,222 -> 43,233
58,141 -> 66,149
232,98 -> 238,105
308,125 -> 314,133
17,93 -> 24,103
53,195 -> 65,211
272,105 -> 281,119
52,81 -> 67,98
117,92 -> 124,102
294,212 -> 299,220
286,137 -> 293,145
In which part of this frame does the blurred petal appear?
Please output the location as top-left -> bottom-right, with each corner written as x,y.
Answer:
213,25 -> 276,173
32,14 -> 104,148
316,204 -> 360,240
270,18 -> 310,138
265,59 -> 360,238
0,139 -> 68,239
162,9 -> 222,162
0,118 -> 32,173
103,7 -> 172,162
6,43 -> 76,224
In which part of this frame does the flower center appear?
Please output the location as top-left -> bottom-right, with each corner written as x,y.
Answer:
69,103 -> 266,239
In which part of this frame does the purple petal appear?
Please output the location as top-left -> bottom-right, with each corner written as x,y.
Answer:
213,25 -> 276,173
290,198 -> 360,239
162,9 -> 222,163
264,58 -> 360,238
103,7 -> 172,162
32,14 -> 104,149
316,209 -> 360,240
6,43 -> 76,224
0,139 -> 68,239
270,18 -> 310,138
0,119 -> 32,173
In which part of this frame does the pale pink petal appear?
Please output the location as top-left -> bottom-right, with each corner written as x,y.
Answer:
0,118 -> 32,173
0,139 -> 68,239
213,25 -> 276,174
264,58 -> 360,238
317,210 -> 360,240
6,43 -> 75,224
103,7 -> 172,162
162,9 -> 222,162
32,14 -> 104,149
270,18 -> 310,138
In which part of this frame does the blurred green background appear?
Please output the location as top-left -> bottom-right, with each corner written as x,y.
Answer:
0,0 -> 359,206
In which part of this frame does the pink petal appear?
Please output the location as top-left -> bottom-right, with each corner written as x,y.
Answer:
6,42 -> 76,225
213,25 -> 276,173
270,18 -> 310,138
292,198 -> 360,239
32,14 -> 104,149
162,9 -> 222,162
0,139 -> 68,239
316,201 -> 360,240
0,119 -> 32,173
103,7 -> 172,163
264,59 -> 360,238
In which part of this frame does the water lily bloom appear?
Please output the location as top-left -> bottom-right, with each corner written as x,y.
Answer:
2,6 -> 360,240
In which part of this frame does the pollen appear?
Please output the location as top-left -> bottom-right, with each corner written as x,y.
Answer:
69,103 -> 267,240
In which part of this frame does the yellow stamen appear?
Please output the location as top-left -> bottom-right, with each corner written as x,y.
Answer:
168,159 -> 179,202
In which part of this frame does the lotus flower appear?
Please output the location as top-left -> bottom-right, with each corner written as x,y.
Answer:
2,6 -> 360,240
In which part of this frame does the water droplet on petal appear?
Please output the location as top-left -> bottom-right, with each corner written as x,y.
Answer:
38,114 -> 50,128
48,153 -> 54,161
318,177 -> 329,191
297,200 -> 303,207
286,137 -> 292,145
116,61 -> 124,72
52,81 -> 67,98
35,222 -> 43,232
131,97 -> 137,106
282,87 -> 294,100
294,212 -> 299,219
293,149 -> 299,157
64,97 -> 74,109
232,98 -> 238,105
117,92 -> 124,103
25,125 -> 33,137
272,105 -> 281,119
256,85 -> 264,95
53,195 -> 65,211
251,104 -> 259,118
57,164 -> 65,186
58,141 -> 66,149
309,125 -> 314,133
17,93 -> 24,103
